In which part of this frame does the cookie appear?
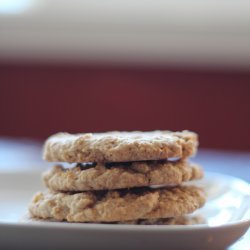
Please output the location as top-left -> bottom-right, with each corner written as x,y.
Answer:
23,214 -> 205,225
29,186 -> 205,222
43,130 -> 198,163
43,161 -> 203,191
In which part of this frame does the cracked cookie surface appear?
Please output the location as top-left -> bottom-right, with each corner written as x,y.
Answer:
29,186 -> 205,222
43,161 -> 203,191
43,130 -> 198,163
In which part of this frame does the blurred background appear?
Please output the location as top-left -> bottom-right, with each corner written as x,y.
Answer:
0,0 -> 250,171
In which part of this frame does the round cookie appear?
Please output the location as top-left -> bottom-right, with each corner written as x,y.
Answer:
43,130 -> 198,163
43,161 -> 203,192
29,186 -> 205,222
24,214 -> 205,225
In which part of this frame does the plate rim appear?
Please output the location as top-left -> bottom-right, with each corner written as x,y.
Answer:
0,217 -> 250,232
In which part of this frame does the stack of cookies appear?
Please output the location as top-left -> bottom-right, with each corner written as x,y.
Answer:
29,130 -> 206,225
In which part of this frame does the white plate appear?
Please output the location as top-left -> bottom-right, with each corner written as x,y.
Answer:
0,171 -> 249,250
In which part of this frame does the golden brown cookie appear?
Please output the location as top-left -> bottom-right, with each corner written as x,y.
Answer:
23,214 -> 205,225
43,161 -> 203,191
43,130 -> 198,163
29,186 -> 205,222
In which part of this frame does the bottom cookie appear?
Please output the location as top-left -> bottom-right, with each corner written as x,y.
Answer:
29,186 -> 206,222
24,214 -> 205,225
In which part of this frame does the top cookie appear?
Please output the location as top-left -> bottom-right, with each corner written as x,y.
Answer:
43,130 -> 198,163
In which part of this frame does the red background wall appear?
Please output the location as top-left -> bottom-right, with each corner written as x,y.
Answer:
1,63 -> 250,151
